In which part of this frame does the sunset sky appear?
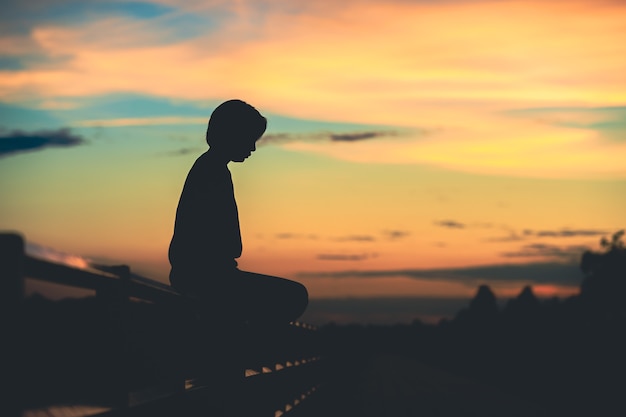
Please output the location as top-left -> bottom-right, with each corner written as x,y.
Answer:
1,0 -> 624,324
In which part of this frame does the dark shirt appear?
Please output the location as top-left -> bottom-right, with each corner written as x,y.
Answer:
168,151 -> 242,280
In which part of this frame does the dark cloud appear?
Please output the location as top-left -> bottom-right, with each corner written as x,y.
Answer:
382,230 -> 411,240
486,227 -> 610,243
275,231 -> 409,242
299,261 -> 583,287
330,131 -> 392,142
317,253 -> 375,261
501,243 -> 590,262
523,228 -> 608,238
276,233 -> 298,239
0,128 -> 86,157
434,220 -> 466,229
332,235 -> 376,242
275,233 -> 318,240
257,130 -> 399,146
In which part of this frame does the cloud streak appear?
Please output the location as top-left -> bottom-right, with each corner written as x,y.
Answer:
501,243 -> 590,262
434,220 -> 466,229
523,228 -> 608,238
0,128 -> 85,157
317,253 -> 376,261
257,130 -> 399,146
299,261 -> 583,287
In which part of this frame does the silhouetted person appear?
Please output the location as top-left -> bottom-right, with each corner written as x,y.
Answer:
168,99 -> 308,324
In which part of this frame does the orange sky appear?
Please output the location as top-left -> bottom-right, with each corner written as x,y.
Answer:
1,0 -> 625,323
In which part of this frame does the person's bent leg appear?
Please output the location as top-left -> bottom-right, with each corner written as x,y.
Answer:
232,270 -> 308,324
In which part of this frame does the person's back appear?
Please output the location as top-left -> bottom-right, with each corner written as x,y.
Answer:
169,150 -> 242,286
168,99 -> 308,323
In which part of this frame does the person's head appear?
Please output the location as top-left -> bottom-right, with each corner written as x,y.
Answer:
206,99 -> 267,162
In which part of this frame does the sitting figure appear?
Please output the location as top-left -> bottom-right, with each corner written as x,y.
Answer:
168,99 -> 308,324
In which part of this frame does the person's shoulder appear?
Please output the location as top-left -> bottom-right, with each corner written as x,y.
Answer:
187,151 -> 228,181
190,151 -> 217,171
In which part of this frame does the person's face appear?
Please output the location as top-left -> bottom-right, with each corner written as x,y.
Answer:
229,134 -> 260,162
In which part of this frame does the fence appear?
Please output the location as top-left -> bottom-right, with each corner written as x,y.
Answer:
1,233 -> 322,417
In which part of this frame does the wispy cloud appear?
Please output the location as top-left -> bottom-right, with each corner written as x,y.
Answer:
434,220 -> 466,229
382,230 -> 411,240
486,227 -> 610,243
271,230 -> 409,242
275,233 -> 318,240
501,243 -> 590,262
0,128 -> 85,157
522,228 -> 608,238
330,131 -> 394,142
317,253 -> 376,261
332,235 -> 376,242
300,261 -> 583,287
257,130 -> 399,146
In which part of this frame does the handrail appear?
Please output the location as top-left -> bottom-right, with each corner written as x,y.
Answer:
2,233 -> 321,417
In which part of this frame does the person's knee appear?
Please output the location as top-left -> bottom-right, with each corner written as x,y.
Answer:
292,281 -> 308,316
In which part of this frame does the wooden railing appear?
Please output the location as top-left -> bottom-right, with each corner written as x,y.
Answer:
1,233 -> 322,417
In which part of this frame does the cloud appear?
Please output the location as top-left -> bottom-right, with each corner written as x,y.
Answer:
382,230 -> 411,240
501,243 -> 590,262
434,220 -> 465,229
330,131 -> 394,142
523,228 -> 608,238
332,235 -> 376,242
275,233 -> 318,240
273,231 -> 408,242
0,128 -> 85,157
257,130 -> 399,146
317,253 -> 376,261
299,261 -> 583,287
486,227 -> 610,243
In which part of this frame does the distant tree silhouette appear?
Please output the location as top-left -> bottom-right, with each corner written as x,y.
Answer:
453,285 -> 498,331
468,285 -> 498,318
503,285 -> 541,324
580,230 -> 626,318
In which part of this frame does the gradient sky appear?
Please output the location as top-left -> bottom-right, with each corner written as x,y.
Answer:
1,0 -> 625,324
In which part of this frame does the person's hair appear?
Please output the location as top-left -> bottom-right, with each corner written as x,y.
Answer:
206,99 -> 267,147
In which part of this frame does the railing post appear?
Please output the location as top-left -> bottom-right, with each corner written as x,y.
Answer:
96,264 -> 131,409
0,233 -> 25,307
0,233 -> 25,417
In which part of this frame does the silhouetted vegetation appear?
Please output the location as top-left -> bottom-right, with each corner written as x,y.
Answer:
16,231 -> 625,416
318,231 -> 626,416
